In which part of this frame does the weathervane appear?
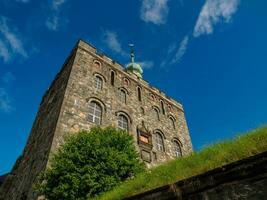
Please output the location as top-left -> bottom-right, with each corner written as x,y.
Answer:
128,43 -> 135,63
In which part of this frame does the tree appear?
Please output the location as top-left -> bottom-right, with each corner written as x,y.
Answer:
36,127 -> 145,200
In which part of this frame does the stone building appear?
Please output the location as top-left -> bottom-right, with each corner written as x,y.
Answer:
0,40 -> 192,200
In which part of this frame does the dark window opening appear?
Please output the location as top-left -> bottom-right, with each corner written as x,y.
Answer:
111,71 -> 115,86
161,101 -> 165,115
137,87 -> 142,101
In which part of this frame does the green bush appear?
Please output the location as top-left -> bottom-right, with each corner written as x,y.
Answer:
35,127 -> 145,200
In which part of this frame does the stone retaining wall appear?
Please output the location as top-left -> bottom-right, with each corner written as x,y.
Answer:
125,151 -> 267,200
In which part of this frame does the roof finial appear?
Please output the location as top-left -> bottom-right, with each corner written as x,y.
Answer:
126,43 -> 143,78
129,43 -> 135,63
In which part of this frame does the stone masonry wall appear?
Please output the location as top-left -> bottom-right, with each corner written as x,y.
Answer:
52,40 -> 192,167
0,46 -> 78,200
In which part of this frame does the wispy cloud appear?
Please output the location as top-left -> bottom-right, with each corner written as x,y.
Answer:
0,39 -> 10,62
160,35 -> 189,68
51,0 -> 66,10
46,0 -> 68,31
138,60 -> 154,69
140,0 -> 169,25
46,16 -> 60,31
103,30 -> 127,57
0,72 -> 14,113
0,16 -> 28,62
0,87 -> 12,113
193,0 -> 240,37
170,35 -> 189,65
160,0 -> 240,69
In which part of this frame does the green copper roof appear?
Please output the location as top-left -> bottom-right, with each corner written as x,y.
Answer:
126,44 -> 143,78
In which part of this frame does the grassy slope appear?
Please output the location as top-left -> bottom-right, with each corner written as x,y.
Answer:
96,126 -> 267,200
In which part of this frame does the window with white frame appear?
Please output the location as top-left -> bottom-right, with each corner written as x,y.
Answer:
94,76 -> 103,90
118,114 -> 128,131
173,140 -> 182,157
155,132 -> 164,152
88,101 -> 102,125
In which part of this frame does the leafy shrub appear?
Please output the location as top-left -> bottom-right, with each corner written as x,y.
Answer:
36,127 -> 145,200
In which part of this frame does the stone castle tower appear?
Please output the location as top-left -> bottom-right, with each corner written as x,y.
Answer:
0,40 -> 192,200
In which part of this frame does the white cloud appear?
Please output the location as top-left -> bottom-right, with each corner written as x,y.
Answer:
52,0 -> 67,10
170,35 -> 189,65
193,0 -> 240,37
0,39 -> 10,62
0,16 -> 28,62
103,30 -> 127,57
138,60 -> 154,69
0,88 -> 12,113
140,0 -> 169,25
46,0 -> 68,31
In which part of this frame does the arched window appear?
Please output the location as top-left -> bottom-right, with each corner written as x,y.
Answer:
94,76 -> 103,90
173,140 -> 182,157
123,78 -> 130,86
170,117 -> 176,129
93,60 -> 101,68
119,89 -> 127,103
88,101 -> 102,125
118,114 -> 128,131
168,104 -> 172,112
161,100 -> 165,115
153,108 -> 160,121
137,87 -> 142,101
111,71 -> 115,86
155,132 -> 164,152
150,94 -> 155,101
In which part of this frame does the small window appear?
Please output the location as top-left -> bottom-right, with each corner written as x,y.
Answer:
173,140 -> 182,157
155,132 -> 164,152
168,104 -> 173,112
119,89 -> 127,103
160,101 -> 165,115
111,71 -> 115,86
137,87 -> 142,101
118,115 -> 128,131
153,108 -> 160,121
88,101 -> 102,125
94,76 -> 103,90
123,78 -> 129,86
150,94 -> 155,101
170,117 -> 176,129
93,60 -> 101,68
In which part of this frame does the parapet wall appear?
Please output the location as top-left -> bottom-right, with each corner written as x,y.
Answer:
125,151 -> 267,200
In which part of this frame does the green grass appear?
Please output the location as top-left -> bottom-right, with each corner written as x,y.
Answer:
94,125 -> 267,200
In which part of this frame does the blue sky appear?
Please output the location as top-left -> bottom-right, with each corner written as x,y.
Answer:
0,0 -> 267,174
